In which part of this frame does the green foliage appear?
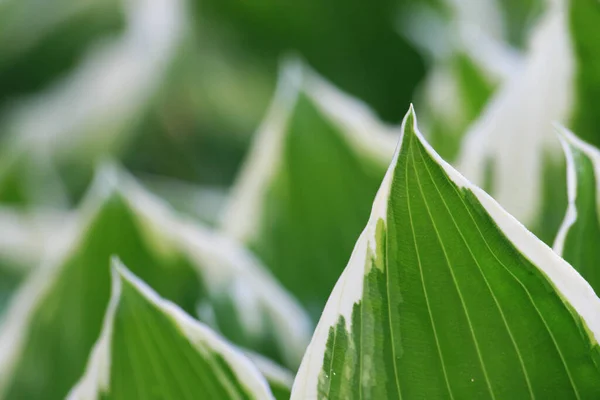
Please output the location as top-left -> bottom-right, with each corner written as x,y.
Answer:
68,261 -> 274,399
569,0 -> 600,147
2,1 -> 600,399
291,108 -> 600,399
221,64 -> 394,319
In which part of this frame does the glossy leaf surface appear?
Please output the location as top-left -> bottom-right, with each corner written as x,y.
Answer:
292,108 -> 600,399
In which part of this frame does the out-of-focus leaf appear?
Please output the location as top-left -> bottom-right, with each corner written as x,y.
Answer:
455,2 -> 571,243
554,126 -> 600,294
246,352 -> 293,400
401,0 -> 520,161
221,61 -> 397,319
568,0 -> 600,147
0,149 -> 68,207
0,165 -> 311,399
498,0 -> 545,47
140,174 -> 228,226
0,0 -> 188,204
67,260 -> 274,400
0,208 -> 72,312
0,0 -> 124,107
292,107 -> 600,399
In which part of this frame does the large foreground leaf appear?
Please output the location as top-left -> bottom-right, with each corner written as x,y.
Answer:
221,61 -> 397,319
68,260 -> 274,400
554,126 -> 600,294
0,165 -> 310,399
292,107 -> 600,399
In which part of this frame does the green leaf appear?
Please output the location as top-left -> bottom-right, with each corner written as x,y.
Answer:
0,0 -> 124,107
568,0 -> 600,148
455,4 -> 570,243
221,61 -> 397,319
245,352 -> 293,400
0,165 -> 310,399
0,208 -> 70,313
554,126 -> 600,294
0,0 -> 188,203
67,259 -> 275,400
291,107 -> 600,399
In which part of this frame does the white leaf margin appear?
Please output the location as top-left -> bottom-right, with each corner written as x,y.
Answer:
0,164 -> 312,393
0,0 -> 187,164
454,1 -> 574,226
220,57 -> 398,243
291,106 -> 600,399
553,125 -> 600,255
67,259 -> 274,400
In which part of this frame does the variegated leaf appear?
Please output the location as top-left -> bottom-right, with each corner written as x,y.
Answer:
292,107 -> 600,399
67,259 -> 274,400
0,164 -> 310,399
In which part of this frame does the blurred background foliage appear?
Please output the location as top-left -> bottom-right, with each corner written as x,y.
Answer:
0,0 -> 547,201
0,0 -> 573,316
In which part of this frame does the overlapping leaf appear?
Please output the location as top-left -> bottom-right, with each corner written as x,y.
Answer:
554,126 -> 600,294
455,1 -> 572,243
0,165 -> 310,399
455,0 -> 600,244
221,60 -> 397,319
292,107 -> 600,399
402,0 -> 519,161
67,260 -> 274,400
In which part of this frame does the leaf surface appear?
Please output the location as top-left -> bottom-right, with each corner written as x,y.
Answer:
292,107 -> 600,399
68,260 -> 274,400
222,61 -> 397,319
554,126 -> 600,294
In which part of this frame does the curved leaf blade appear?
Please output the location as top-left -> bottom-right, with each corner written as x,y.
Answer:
0,165 -> 310,399
554,126 -> 600,293
292,107 -> 600,399
68,259 -> 274,400
221,60 -> 397,319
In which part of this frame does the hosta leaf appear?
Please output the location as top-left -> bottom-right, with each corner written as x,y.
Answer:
455,2 -> 570,243
246,352 -> 293,400
403,0 -> 519,162
221,60 -> 397,319
0,165 -> 310,399
554,126 -> 600,294
292,107 -> 600,399
67,259 -> 274,400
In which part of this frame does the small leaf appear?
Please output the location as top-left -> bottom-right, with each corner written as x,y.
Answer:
292,107 -> 600,399
554,126 -> 600,294
0,164 -> 310,399
67,259 -> 274,400
221,59 -> 397,319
